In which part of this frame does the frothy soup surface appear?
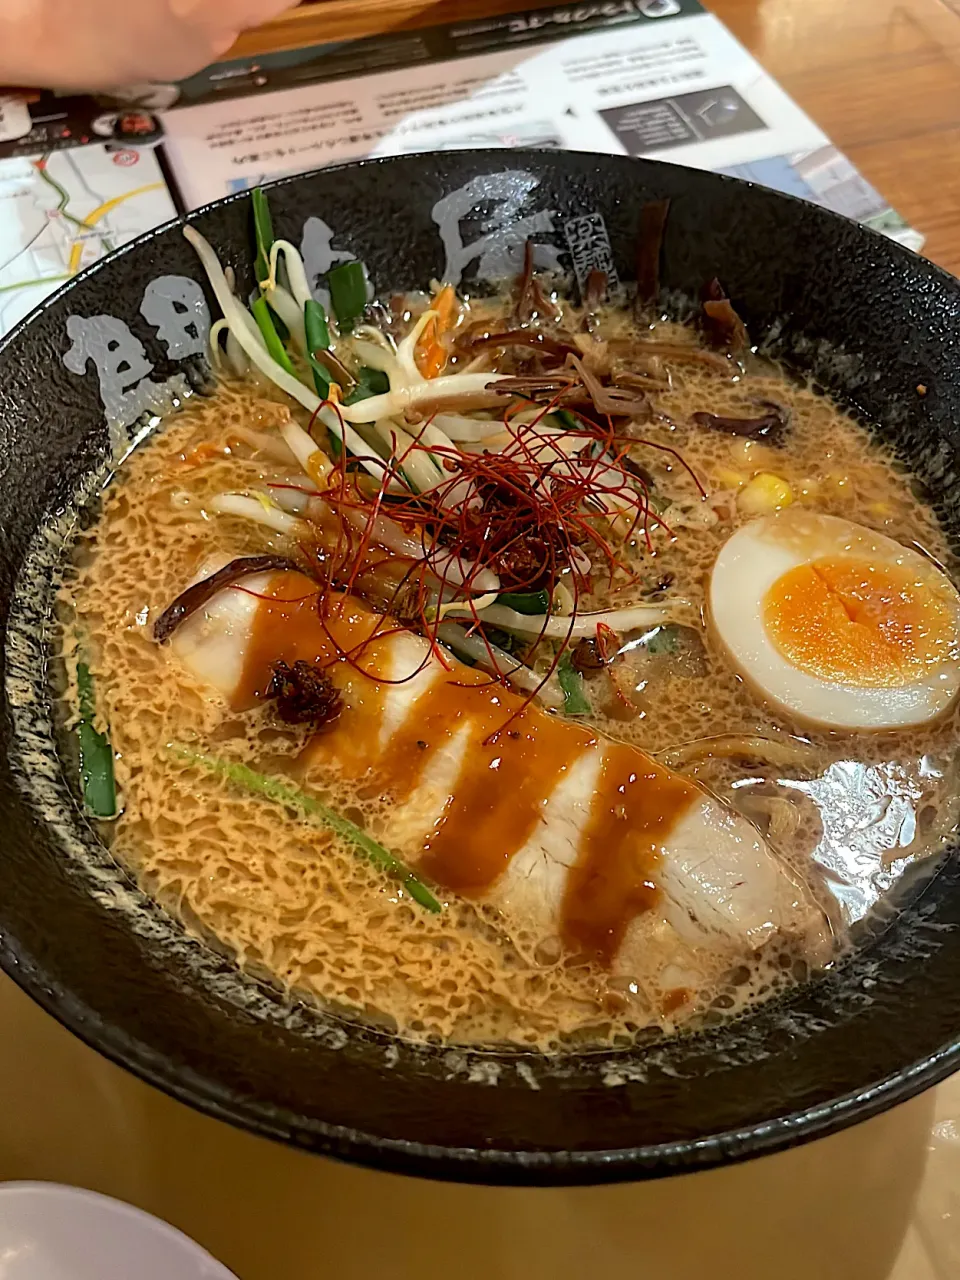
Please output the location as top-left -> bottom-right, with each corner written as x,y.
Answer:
58,272 -> 960,1049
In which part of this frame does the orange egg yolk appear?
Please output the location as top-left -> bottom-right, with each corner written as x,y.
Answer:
763,556 -> 957,687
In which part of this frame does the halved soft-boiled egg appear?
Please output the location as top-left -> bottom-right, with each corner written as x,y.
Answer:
709,509 -> 960,730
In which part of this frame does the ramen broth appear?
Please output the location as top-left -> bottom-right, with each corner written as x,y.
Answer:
58,287 -> 960,1049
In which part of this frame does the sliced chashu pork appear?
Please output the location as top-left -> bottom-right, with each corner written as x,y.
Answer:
166,568 -> 832,977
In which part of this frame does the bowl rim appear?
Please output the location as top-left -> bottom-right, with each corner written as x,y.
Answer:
12,939 -> 960,1184
3,149 -> 960,1184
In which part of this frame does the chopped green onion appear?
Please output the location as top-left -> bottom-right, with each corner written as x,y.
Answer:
303,302 -> 337,450
645,624 -> 681,655
482,626 -> 522,655
252,187 -> 274,286
557,652 -> 591,716
266,301 -> 290,344
172,747 -> 441,913
76,662 -> 118,819
308,325 -> 337,404
496,590 -> 551,615
344,365 -> 390,405
552,409 -> 580,432
328,260 -> 367,333
307,352 -> 333,397
251,295 -> 295,377
304,298 -> 330,352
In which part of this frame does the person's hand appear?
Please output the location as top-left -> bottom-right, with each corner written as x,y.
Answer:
0,0 -> 294,91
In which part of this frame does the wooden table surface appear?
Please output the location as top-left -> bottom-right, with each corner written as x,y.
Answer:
229,0 -> 960,277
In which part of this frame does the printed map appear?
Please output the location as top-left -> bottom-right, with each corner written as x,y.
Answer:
0,145 -> 176,338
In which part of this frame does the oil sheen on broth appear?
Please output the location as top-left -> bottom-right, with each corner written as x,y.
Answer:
59,290 -> 960,1049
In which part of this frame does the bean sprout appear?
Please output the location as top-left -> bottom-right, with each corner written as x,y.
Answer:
184,225 -> 387,484
440,601 -> 696,638
208,492 -> 302,537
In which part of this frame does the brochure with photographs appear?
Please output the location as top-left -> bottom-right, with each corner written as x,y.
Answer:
0,0 -> 921,338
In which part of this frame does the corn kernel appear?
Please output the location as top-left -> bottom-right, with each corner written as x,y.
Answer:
737,472 -> 793,515
729,438 -> 755,464
715,467 -> 747,490
729,438 -> 776,468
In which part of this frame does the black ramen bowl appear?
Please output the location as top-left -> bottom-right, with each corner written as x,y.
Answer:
1,150 -> 959,1185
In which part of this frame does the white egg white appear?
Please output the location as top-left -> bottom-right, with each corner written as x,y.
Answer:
708,509 -> 960,730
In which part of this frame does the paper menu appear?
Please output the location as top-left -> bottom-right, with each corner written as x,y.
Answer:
0,0 -> 921,341
159,0 -> 920,250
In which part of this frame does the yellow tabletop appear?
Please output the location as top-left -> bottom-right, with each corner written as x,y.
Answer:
0,967 -> 956,1279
